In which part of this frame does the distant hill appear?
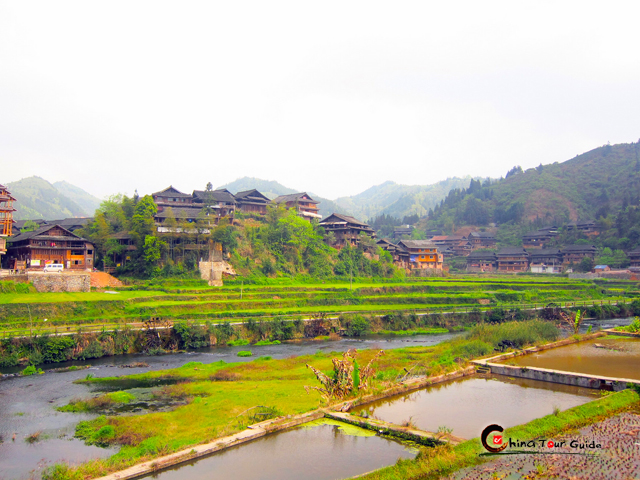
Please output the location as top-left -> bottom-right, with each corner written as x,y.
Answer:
219,176 -> 349,218
334,177 -> 475,221
8,176 -> 100,220
52,181 -> 102,215
429,141 -> 640,229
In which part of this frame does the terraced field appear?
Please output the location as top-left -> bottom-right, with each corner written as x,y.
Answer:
0,276 -> 636,336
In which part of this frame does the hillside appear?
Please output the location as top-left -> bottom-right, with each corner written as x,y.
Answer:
333,177 -> 474,221
52,180 -> 102,215
219,176 -> 349,218
8,176 -> 99,220
429,141 -> 640,231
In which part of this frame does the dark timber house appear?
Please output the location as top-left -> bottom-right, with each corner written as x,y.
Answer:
468,231 -> 497,250
529,248 -> 563,273
522,228 -> 558,249
561,244 -> 597,266
234,189 -> 270,215
6,225 -> 94,271
629,247 -> 640,268
319,213 -> 376,248
496,247 -> 529,272
0,184 -> 16,259
466,250 -> 497,272
273,193 -> 321,221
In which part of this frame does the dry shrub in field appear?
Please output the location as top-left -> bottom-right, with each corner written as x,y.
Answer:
209,370 -> 241,381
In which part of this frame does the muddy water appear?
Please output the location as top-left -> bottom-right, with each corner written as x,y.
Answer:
0,332 -> 456,480
505,336 -> 640,380
137,421 -> 415,480
358,374 -> 597,440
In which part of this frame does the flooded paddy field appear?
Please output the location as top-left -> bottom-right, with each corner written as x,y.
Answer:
137,420 -> 416,480
356,374 -> 598,440
0,332 -> 454,479
504,336 -> 640,381
447,411 -> 640,480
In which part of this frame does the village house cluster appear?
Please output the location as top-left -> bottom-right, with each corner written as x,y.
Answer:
2,182 -> 640,275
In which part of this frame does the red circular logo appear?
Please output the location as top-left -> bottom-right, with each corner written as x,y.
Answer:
547,440 -> 554,448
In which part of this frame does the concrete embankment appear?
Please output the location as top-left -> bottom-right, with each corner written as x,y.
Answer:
473,332 -> 640,391
325,411 -> 466,446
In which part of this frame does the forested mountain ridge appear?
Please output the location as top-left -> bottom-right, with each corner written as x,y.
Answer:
429,142 -> 640,231
8,176 -> 100,220
333,177 -> 474,221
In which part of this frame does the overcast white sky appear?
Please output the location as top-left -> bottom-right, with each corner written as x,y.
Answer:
2,1 -> 640,200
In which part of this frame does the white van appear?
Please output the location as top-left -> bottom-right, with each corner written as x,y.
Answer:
43,263 -> 64,273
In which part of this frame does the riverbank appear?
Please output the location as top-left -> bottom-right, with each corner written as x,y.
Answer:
38,320 -> 560,479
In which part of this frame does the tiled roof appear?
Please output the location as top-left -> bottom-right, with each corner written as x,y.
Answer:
193,190 -> 237,203
319,213 -> 370,227
273,192 -> 319,204
497,247 -> 528,256
9,224 -> 86,243
152,186 -> 192,198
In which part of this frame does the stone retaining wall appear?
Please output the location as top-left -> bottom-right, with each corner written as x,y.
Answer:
29,273 -> 91,292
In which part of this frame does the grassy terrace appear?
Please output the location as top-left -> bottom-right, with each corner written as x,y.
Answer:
43,320 -> 567,479
0,276 -> 636,335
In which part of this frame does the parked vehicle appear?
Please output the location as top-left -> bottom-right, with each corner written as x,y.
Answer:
43,263 -> 64,273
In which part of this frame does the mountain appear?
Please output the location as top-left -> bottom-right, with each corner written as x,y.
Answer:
429,141 -> 640,229
52,181 -> 102,215
7,176 -> 100,220
219,176 -> 349,218
218,177 -> 297,200
333,177 -> 475,221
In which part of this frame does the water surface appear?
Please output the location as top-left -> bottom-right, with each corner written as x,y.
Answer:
504,336 -> 640,380
358,374 -> 597,440
140,421 -> 415,480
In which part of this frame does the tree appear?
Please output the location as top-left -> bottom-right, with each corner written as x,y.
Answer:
578,257 -> 594,272
21,220 -> 39,232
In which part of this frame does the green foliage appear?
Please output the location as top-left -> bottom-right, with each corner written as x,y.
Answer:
21,365 -> 43,376
466,320 -> 559,349
352,358 -> 360,392
227,339 -> 249,346
237,350 -> 253,357
346,315 -> 371,336
0,281 -> 32,294
173,322 -> 208,349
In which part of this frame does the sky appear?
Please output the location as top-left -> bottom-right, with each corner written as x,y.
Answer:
1,1 -> 640,201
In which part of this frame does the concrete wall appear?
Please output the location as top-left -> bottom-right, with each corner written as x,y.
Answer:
30,273 -> 91,292
198,260 -> 236,287
486,363 -> 635,391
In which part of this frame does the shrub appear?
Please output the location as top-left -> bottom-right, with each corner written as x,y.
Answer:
237,351 -> 253,357
21,365 -> 43,376
347,315 -> 371,337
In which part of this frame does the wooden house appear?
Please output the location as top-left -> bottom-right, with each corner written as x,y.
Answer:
396,240 -> 442,270
566,221 -> 598,235
392,226 -> 413,240
6,225 -> 94,271
0,184 -> 16,257
192,189 -> 237,218
561,244 -> 597,266
152,186 -> 194,210
376,239 -> 400,261
273,193 -> 321,221
234,189 -> 270,215
468,231 -> 497,250
155,206 -> 207,230
319,213 -> 376,248
629,247 -> 640,268
466,250 -> 497,272
496,247 -> 529,272
522,228 -> 557,249
528,248 -> 563,273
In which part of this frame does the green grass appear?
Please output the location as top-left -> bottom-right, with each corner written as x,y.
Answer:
45,321 -> 567,479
